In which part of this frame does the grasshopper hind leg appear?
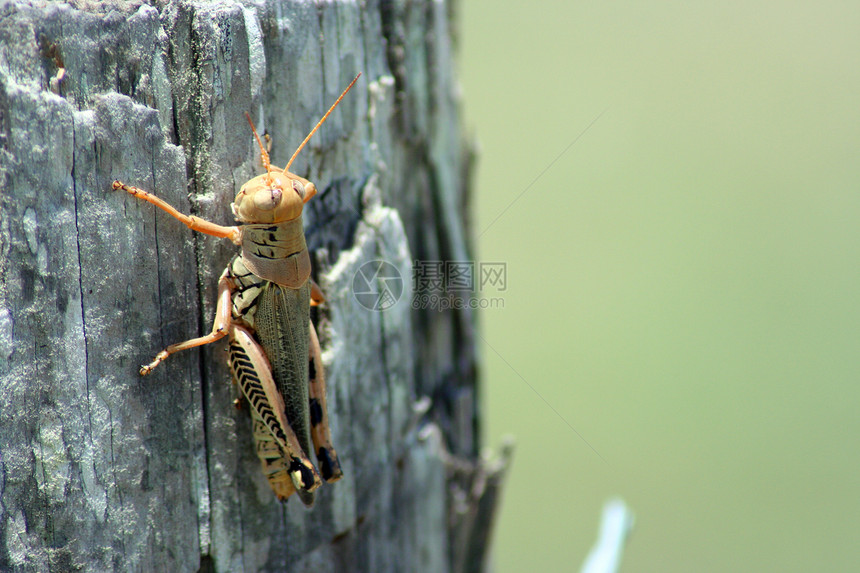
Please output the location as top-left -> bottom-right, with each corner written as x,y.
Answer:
250,414 -> 297,501
308,320 -> 343,482
228,328 -> 322,505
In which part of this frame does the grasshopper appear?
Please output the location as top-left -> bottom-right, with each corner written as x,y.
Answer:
113,73 -> 360,505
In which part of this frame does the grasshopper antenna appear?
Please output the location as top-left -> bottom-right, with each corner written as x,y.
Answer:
284,72 -> 361,173
245,112 -> 274,184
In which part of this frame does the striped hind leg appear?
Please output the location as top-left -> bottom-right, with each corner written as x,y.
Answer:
228,325 -> 321,499
308,320 -> 343,482
250,412 -> 297,501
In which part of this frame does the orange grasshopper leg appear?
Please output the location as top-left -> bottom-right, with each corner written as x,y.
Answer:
307,319 -> 343,482
250,414 -> 298,500
229,325 -> 322,501
139,272 -> 233,375
309,278 -> 325,307
113,181 -> 242,245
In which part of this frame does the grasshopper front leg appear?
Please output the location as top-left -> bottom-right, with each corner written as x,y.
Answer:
139,271 -> 234,375
113,181 -> 241,244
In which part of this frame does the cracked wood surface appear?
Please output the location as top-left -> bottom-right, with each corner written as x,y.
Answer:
0,1 -> 506,572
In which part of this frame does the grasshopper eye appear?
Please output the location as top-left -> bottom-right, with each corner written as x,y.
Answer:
292,180 -> 305,199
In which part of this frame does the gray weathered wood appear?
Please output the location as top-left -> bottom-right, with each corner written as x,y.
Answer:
0,0 -> 505,571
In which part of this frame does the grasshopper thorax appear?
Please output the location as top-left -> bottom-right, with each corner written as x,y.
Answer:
232,171 -> 317,225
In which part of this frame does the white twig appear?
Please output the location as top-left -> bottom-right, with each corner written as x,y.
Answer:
580,498 -> 635,573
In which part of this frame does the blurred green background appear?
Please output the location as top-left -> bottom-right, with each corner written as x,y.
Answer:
459,2 -> 860,571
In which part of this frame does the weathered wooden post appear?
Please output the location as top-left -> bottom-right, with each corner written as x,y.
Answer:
0,1 -> 508,571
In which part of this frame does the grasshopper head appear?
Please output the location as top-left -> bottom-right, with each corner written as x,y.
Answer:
232,171 -> 316,224
235,72 -> 360,225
